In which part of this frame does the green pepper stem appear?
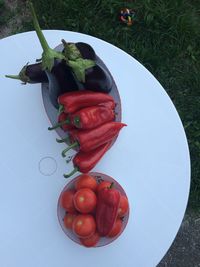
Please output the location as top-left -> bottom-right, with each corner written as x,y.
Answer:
63,167 -> 79,178
48,119 -> 70,130
5,75 -> 20,80
62,142 -> 78,157
29,2 -> 50,53
73,116 -> 80,127
109,182 -> 114,189
56,137 -> 70,143
58,104 -> 64,115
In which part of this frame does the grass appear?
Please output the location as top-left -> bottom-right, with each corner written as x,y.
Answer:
0,0 -> 11,26
2,0 -> 200,208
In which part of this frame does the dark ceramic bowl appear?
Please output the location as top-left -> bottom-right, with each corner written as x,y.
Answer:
41,44 -> 122,142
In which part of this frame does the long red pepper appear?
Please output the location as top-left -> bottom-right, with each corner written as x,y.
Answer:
49,105 -> 115,131
63,142 -> 111,178
58,90 -> 114,114
70,106 -> 115,129
61,121 -> 126,157
96,184 -> 121,236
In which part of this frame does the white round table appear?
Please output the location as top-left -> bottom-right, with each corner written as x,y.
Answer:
0,31 -> 190,267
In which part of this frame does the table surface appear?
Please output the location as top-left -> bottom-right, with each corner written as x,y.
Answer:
0,30 -> 190,267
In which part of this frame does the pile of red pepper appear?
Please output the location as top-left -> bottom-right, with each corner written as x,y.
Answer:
60,174 -> 129,247
49,90 -> 126,178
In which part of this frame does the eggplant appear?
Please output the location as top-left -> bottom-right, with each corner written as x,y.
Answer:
75,42 -> 96,60
62,40 -> 112,93
84,64 -> 113,93
28,3 -> 81,108
47,61 -> 80,109
5,63 -> 48,84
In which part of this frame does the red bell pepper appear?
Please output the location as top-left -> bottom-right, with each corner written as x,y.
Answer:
61,121 -> 126,157
96,184 -> 121,236
70,105 -> 115,129
58,90 -> 114,114
63,142 -> 111,178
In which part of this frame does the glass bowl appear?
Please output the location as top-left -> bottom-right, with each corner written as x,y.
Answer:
57,172 -> 129,247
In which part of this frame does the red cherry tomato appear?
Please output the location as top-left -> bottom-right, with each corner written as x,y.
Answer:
63,213 -> 77,229
75,174 -> 98,192
73,188 -> 97,213
60,190 -> 76,213
118,195 -> 129,217
97,180 -> 111,193
73,214 -> 96,238
108,218 -> 122,238
80,231 -> 100,247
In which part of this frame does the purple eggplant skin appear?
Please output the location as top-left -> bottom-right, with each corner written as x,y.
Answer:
46,60 -> 80,109
51,61 -> 80,94
75,42 -> 96,60
5,62 -> 48,84
73,43 -> 113,93
84,64 -> 113,93
25,63 -> 48,83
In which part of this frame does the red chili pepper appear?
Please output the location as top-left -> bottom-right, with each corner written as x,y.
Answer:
48,112 -> 74,131
61,121 -> 126,157
96,184 -> 121,236
63,142 -> 111,178
58,90 -> 114,114
71,106 -> 115,129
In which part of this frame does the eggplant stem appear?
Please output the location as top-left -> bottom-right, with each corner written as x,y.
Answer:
29,2 -> 65,71
5,75 -> 20,80
63,167 -> 78,178
62,142 -> 78,157
29,2 -> 49,52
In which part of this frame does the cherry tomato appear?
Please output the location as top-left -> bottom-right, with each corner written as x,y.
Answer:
108,218 -> 122,238
60,190 -> 76,213
97,180 -> 111,193
73,188 -> 97,213
75,174 -> 97,192
80,231 -> 100,247
73,214 -> 96,238
63,213 -> 77,229
118,195 -> 129,217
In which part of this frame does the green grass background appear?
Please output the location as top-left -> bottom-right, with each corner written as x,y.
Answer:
1,0 -> 200,209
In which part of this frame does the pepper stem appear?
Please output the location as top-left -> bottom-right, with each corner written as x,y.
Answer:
63,167 -> 78,178
58,104 -> 64,115
109,182 -> 114,189
56,137 -> 70,143
5,75 -> 21,80
73,116 -> 80,127
48,119 -> 70,130
62,142 -> 78,157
